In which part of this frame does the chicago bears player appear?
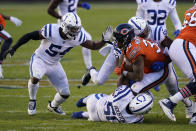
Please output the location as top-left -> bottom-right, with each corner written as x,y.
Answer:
136,0 -> 182,37
0,13 -> 22,78
113,23 -> 172,95
159,1 -> 196,124
3,13 -> 113,116
48,0 -> 92,71
72,85 -> 153,124
128,16 -> 193,119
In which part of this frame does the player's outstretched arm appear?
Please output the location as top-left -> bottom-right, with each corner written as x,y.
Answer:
1,13 -> 22,26
81,26 -> 113,50
3,31 -> 44,59
47,0 -> 62,19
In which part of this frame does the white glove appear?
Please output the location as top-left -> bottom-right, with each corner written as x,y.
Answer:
99,44 -> 113,56
10,16 -> 22,26
102,26 -> 113,42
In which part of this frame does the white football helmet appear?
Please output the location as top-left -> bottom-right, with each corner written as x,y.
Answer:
60,12 -> 82,40
129,92 -> 153,115
128,16 -> 151,39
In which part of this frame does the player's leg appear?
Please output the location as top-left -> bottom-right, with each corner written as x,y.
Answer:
131,66 -> 169,94
159,39 -> 196,122
0,30 -> 12,78
165,63 -> 193,118
90,51 -> 116,85
46,62 -> 70,115
28,54 -> 46,115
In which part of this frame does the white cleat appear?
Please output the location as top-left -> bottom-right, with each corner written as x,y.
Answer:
185,100 -> 194,119
47,101 -> 65,115
28,100 -> 36,115
159,98 -> 177,121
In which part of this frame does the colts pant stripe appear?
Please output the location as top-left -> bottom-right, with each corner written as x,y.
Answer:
140,66 -> 169,93
183,40 -> 196,79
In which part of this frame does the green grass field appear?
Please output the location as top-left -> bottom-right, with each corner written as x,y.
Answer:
0,2 -> 195,131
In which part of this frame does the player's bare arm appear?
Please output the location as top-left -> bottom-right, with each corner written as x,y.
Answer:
124,55 -> 144,81
3,31 -> 44,59
80,40 -> 106,50
48,0 -> 62,19
161,36 -> 173,49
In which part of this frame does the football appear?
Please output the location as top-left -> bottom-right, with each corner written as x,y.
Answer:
129,93 -> 153,115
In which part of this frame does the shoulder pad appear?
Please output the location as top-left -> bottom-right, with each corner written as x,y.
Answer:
40,24 -> 53,38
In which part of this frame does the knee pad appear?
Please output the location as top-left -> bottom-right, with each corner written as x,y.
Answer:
60,94 -> 70,99
186,82 -> 196,95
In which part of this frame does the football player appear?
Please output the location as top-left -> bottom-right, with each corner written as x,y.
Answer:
3,13 -> 112,116
159,1 -> 196,124
136,0 -> 182,37
128,16 -> 193,119
72,85 -> 153,124
113,23 -> 171,95
0,13 -> 22,78
47,0 -> 92,70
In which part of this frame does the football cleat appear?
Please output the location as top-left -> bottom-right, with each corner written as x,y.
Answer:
159,98 -> 177,121
76,97 -> 87,107
72,111 -> 84,119
189,113 -> 196,124
185,100 -> 194,119
81,66 -> 96,86
28,99 -> 36,115
47,101 -> 65,115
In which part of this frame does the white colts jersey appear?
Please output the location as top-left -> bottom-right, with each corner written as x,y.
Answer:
136,0 -> 181,31
96,85 -> 144,123
149,26 -> 166,46
35,24 -> 87,64
58,0 -> 79,16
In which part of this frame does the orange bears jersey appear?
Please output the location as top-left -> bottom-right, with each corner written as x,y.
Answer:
124,37 -> 166,73
0,14 -> 6,28
177,5 -> 196,45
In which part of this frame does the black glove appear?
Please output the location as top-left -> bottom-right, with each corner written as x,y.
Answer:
3,48 -> 16,59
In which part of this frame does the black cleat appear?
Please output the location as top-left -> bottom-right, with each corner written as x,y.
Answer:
81,66 -> 96,86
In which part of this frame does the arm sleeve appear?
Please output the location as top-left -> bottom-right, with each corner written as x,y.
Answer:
169,8 -> 182,30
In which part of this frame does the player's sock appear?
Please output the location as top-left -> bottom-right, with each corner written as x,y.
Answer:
90,69 -> 98,84
182,97 -> 192,107
51,93 -> 66,107
169,92 -> 184,104
82,47 -> 92,69
82,112 -> 89,118
28,79 -> 39,100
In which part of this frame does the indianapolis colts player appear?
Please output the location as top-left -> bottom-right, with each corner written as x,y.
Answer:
72,85 -> 153,124
128,16 -> 193,119
47,0 -> 93,70
136,0 -> 182,37
3,12 -> 113,115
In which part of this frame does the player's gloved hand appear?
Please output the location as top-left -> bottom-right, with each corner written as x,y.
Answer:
113,47 -> 122,59
0,24 -> 3,31
114,66 -> 123,75
81,2 -> 91,10
102,26 -> 113,42
173,29 -> 180,37
3,48 -> 15,59
10,16 -> 22,26
151,61 -> 164,72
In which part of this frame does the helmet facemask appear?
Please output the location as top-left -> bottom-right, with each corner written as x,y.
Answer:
138,24 -> 151,39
